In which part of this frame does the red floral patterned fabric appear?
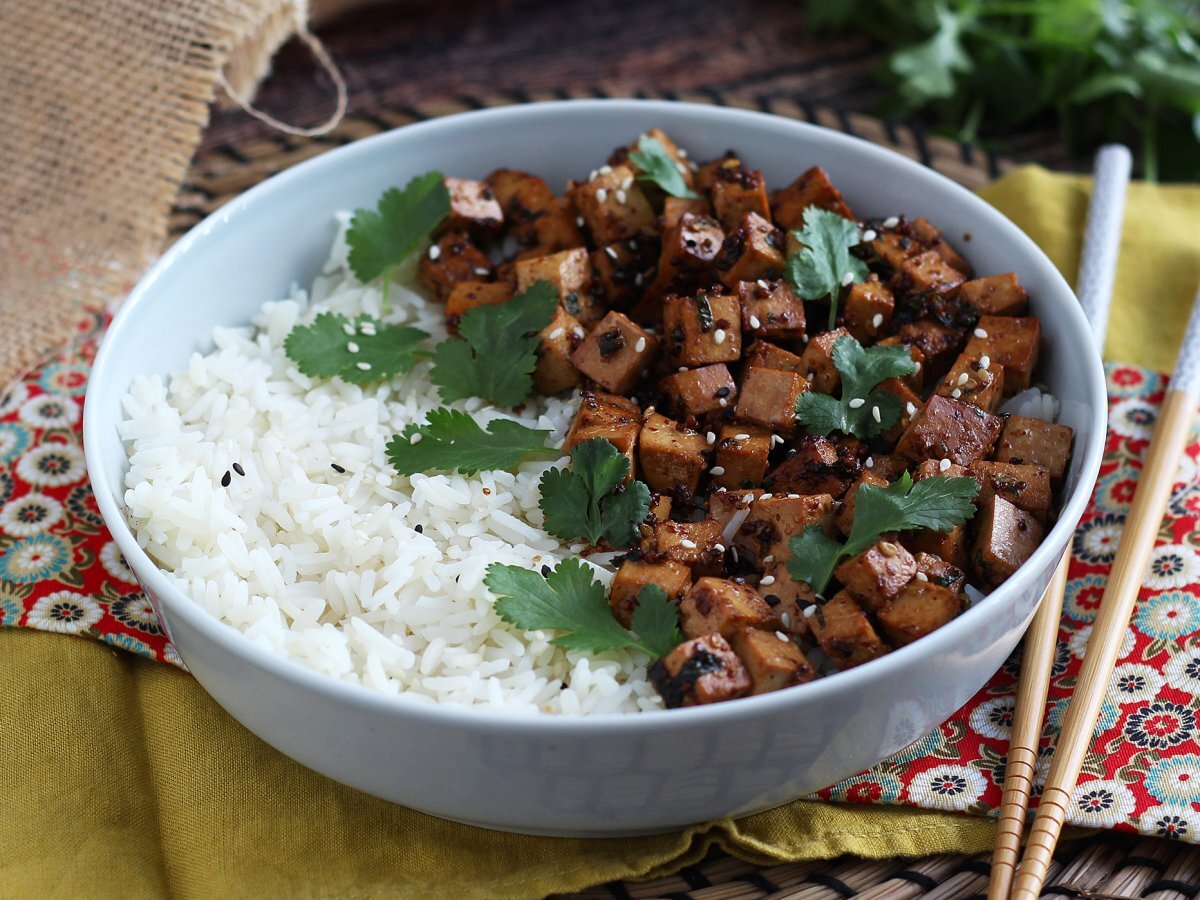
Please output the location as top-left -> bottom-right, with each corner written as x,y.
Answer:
2,332 -> 1198,840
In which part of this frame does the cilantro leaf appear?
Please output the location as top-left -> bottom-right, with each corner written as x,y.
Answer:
794,335 -> 917,439
788,473 -> 978,594
629,135 -> 699,199
347,172 -> 450,286
430,281 -> 558,407
889,4 -> 971,107
284,313 -> 429,385
538,437 -> 652,548
486,559 -> 678,658
386,409 -> 553,476
785,206 -> 869,329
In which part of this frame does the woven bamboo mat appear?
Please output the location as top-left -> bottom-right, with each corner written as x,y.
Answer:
174,90 -> 1194,899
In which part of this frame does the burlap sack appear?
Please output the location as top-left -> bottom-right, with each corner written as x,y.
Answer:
0,0 -> 348,388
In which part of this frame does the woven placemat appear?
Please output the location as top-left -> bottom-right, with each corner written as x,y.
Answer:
174,90 -> 1190,899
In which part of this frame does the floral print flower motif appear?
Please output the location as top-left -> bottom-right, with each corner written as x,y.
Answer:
0,590 -> 21,625
0,471 -> 13,507
18,394 -> 79,430
0,533 -> 72,584
102,632 -> 153,658
65,484 -> 104,531
1143,754 -> 1200,804
1107,364 -> 1149,398
1072,513 -> 1124,565
1070,778 -> 1136,828
100,541 -> 138,584
1109,663 -> 1166,705
15,441 -> 85,488
969,696 -> 1016,740
1144,544 -> 1200,591
1164,649 -> 1200,694
1064,575 -> 1106,623
0,422 -> 31,465
1108,398 -> 1157,441
1124,701 -> 1195,750
1143,802 -> 1200,841
24,590 -> 102,634
0,494 -> 64,537
1093,469 -> 1137,514
108,591 -> 162,636
906,765 -> 987,812
1134,591 -> 1200,641
1168,482 -> 1200,518
1068,624 -> 1136,662
38,361 -> 89,398
826,771 -> 905,804
1044,696 -> 1121,738
162,642 -> 187,671
0,381 -> 30,417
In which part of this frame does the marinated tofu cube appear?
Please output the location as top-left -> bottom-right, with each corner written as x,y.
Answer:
571,311 -> 659,394
734,367 -> 809,435
876,377 -> 924,443
694,152 -> 742,193
638,493 -> 674,551
639,411 -> 710,497
418,231 -> 493,301
679,577 -> 778,640
935,352 -> 1006,413
972,496 -> 1045,588
995,416 -> 1075,483
658,363 -> 738,419
711,166 -> 771,233
713,424 -> 773,490
910,216 -> 973,277
874,336 -> 926,391
957,273 -> 1028,317
564,391 -> 643,475
609,559 -> 692,629
533,307 -> 585,394
487,169 -> 556,222
444,281 -> 515,335
798,327 -> 852,394
967,461 -> 1053,521
877,580 -> 962,647
591,238 -> 656,311
648,212 -> 726,300
661,195 -> 713,229
663,293 -> 742,366
896,394 -> 1003,466
870,229 -> 923,269
653,517 -> 724,574
734,493 -> 835,566
758,561 -> 817,637
649,634 -> 751,707
896,319 -> 965,377
965,316 -> 1041,394
866,454 -> 910,480
744,340 -> 805,374
738,278 -> 806,342
897,250 -> 966,295
902,525 -> 970,571
834,540 -> 917,612
835,470 -> 890,536
568,164 -> 657,245
914,551 -> 967,595
443,177 -> 503,234
730,626 -> 815,694
515,247 -> 603,326
764,435 -> 861,498
716,212 -> 786,288
843,280 -> 894,344
915,458 -> 968,480
519,196 -> 588,259
810,591 -> 890,670
771,166 -> 854,230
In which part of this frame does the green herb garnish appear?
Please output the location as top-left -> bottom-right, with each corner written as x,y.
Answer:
284,313 -> 429,385
386,408 -> 554,476
538,437 -> 652,548
786,205 -> 869,329
630,135 -> 699,199
788,473 -> 979,593
794,335 -> 918,439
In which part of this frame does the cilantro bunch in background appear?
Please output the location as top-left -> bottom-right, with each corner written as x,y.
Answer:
804,0 -> 1200,181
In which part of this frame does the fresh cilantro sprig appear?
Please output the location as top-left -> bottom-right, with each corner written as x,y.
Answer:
629,135 -> 699,199
284,313 -> 429,385
430,281 -> 558,408
386,409 -> 554,476
486,560 -> 681,658
788,473 -> 979,593
794,335 -> 918,439
786,205 -> 869,329
538,438 -> 652,548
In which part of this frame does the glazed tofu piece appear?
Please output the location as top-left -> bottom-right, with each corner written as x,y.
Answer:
639,411 -> 710,497
915,458 -> 968,480
737,279 -> 806,342
935,352 -> 1006,413
896,319 -> 965,377
649,634 -> 751,707
734,367 -> 809,435
842,280 -> 894,344
972,496 -> 1045,588
418,231 -> 493,301
443,177 -> 503,234
515,247 -> 603,325
658,363 -> 738,419
711,166 -> 771,233
679,577 -> 778,640
522,197 -> 588,259
729,627 -> 815,694
533,307 -> 585,394
734,493 -> 835,566
914,552 -> 967,595
661,195 -> 712,229
870,229 -> 923,269
877,580 -> 962,647
810,591 -> 890,670
743,340 -> 805,374
957,273 -> 1028,317
764,435 -> 861,498
694,151 -> 741,192
568,164 -> 657,244
994,415 -> 1075,484
717,212 -> 786,288
835,470 -> 890,536
487,169 -> 556,221
609,559 -> 692,629
876,377 -> 924,443
897,250 -> 967,295
444,281 -> 515,335
653,517 -> 724,574
967,461 -> 1053,521
834,539 -> 917,612
910,216 -> 973,277
571,311 -> 659,394
663,293 -> 742,366
771,166 -> 854,230
591,238 -> 656,311
896,394 -> 1003,466
712,424 -> 773,490
902,524 -> 971,572
649,213 -> 725,299
564,391 -> 643,475
965,316 -> 1041,394
798,327 -> 852,395
758,561 -> 817,637
638,493 -> 674,552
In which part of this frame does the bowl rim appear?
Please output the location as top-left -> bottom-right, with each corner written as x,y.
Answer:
84,98 -> 1107,733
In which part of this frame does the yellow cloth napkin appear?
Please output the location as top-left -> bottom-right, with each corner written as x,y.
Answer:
3,167 -> 1198,899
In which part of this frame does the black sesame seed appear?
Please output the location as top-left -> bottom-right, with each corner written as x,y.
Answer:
541,564 -> 552,577
331,463 -> 346,473
220,471 -> 231,488
232,462 -> 245,477
714,386 -> 731,398
414,524 -> 424,534
764,594 -> 782,607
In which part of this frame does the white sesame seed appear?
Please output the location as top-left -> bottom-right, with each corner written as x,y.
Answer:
575,216 -> 585,228
760,493 -> 773,500
628,239 -> 639,250
906,402 -> 917,415
428,245 -> 441,260
573,328 -> 585,339
735,433 -> 750,440
342,323 -> 356,336
916,571 -> 929,581
776,630 -> 790,642
347,341 -> 360,353
356,362 -> 372,371
359,322 -> 376,336
913,361 -> 922,371
872,405 -> 881,423
872,313 -> 884,329
743,493 -> 755,504
862,229 -> 877,242
939,458 -> 952,472
749,315 -> 762,329
866,456 -> 875,468
678,366 -> 688,372
883,216 -> 900,229
548,327 -> 565,340
635,337 -> 647,353
474,267 -> 489,276
763,555 -> 774,563
848,398 -> 866,409
588,169 -> 598,181
599,164 -> 613,175
980,354 -> 991,370
410,432 -> 423,445
596,188 -> 608,202
616,189 -> 627,204
634,272 -> 644,286
760,575 -> 776,586
781,612 -> 792,628
803,606 -> 818,619
951,388 -> 962,398
678,148 -> 689,158
713,329 -> 727,345
680,538 -> 697,549
622,177 -> 633,192
958,372 -> 970,385
706,432 -> 716,444
841,271 -> 855,286
974,327 -> 989,338
756,278 -> 770,290
718,398 -> 728,407
714,543 -> 725,552
675,161 -> 689,175
770,434 -> 784,446
710,466 -> 726,476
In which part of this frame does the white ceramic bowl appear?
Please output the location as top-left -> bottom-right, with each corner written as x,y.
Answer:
85,100 -> 1106,836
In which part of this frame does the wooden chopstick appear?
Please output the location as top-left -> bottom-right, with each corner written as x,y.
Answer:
1012,285 -> 1200,899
